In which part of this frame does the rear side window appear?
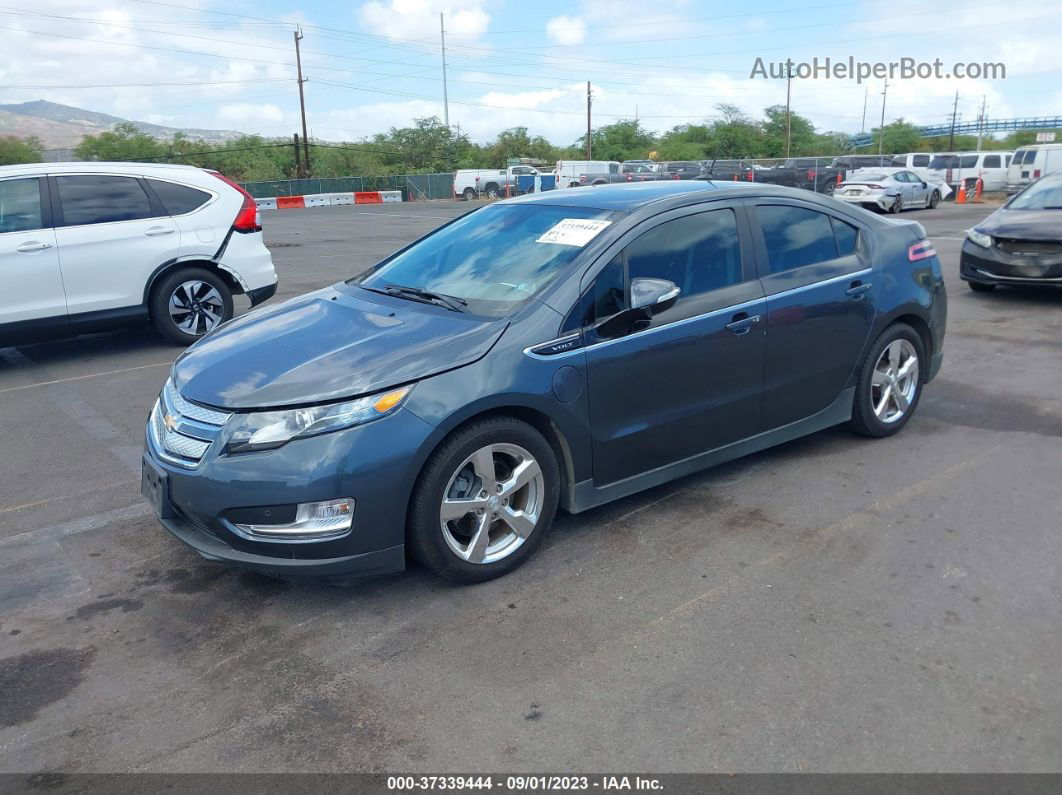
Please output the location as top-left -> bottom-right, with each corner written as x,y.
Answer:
146,179 -> 211,215
757,206 -> 838,273
1012,150 -> 1028,165
832,217 -> 859,256
913,154 -> 930,167
983,155 -> 1001,168
627,209 -> 743,297
958,155 -> 978,168
890,156 -> 906,166
0,178 -> 43,233
56,175 -> 155,226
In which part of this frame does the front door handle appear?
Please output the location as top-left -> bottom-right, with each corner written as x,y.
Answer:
846,280 -> 872,298
144,226 -> 175,236
725,312 -> 760,335
16,241 -> 53,252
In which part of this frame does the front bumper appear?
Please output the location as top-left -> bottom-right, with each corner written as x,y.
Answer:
960,240 -> 1062,288
142,406 -> 439,583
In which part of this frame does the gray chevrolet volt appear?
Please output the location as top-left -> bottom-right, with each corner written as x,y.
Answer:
142,181 -> 946,584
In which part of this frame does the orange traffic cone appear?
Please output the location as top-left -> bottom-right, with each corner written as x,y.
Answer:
974,176 -> 984,202
956,182 -> 967,204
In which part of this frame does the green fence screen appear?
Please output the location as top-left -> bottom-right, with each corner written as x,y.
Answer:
240,173 -> 455,200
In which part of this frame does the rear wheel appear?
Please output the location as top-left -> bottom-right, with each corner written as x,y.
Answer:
889,195 -> 903,214
968,280 -> 996,292
850,323 -> 924,438
150,267 -> 233,346
483,183 -> 500,199
462,187 -> 475,201
822,181 -> 836,196
408,416 -> 559,583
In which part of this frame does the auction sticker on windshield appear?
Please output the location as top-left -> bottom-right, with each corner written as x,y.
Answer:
536,219 -> 612,247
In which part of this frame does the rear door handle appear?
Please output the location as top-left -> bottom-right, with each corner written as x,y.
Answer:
144,226 -> 175,236
725,312 -> 760,335
16,241 -> 53,252
846,280 -> 872,298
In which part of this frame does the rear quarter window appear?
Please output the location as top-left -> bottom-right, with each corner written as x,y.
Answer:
757,205 -> 839,274
146,179 -> 211,215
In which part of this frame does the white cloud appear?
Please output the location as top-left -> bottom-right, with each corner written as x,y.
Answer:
546,16 -> 586,46
357,0 -> 490,42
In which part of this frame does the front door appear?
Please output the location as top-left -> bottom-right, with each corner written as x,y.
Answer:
0,176 -> 65,328
581,203 -> 767,485
750,201 -> 877,430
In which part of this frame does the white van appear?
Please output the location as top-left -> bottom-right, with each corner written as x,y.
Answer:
890,153 -> 934,170
927,151 -> 1013,193
1006,144 -> 1062,193
555,160 -> 621,188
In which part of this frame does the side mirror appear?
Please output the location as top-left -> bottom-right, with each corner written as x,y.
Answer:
630,278 -> 680,312
921,181 -> 928,188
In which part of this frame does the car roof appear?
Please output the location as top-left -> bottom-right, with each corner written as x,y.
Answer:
501,180 -> 812,212
0,161 -> 201,177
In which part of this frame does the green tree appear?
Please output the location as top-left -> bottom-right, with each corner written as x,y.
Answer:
0,135 -> 42,165
761,105 -> 817,157
869,119 -> 922,154
574,119 -> 656,162
75,122 -> 166,161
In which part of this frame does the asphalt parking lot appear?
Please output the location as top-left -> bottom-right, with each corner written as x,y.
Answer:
1,198 -> 1059,774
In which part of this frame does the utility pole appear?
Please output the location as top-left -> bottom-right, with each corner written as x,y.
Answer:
860,86 -> 868,133
784,62 -> 792,158
976,95 -> 987,150
293,133 -> 302,176
440,13 -> 450,128
878,80 -> 889,155
586,81 -> 592,159
947,90 -> 960,151
293,28 -> 311,176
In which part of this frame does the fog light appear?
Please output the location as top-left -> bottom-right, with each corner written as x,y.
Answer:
232,498 -> 355,541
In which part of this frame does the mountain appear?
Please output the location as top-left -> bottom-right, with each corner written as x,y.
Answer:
0,100 -> 246,149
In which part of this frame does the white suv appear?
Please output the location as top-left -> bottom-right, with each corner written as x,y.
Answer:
0,161 -> 278,346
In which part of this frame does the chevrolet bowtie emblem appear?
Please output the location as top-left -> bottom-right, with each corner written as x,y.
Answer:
163,413 -> 178,432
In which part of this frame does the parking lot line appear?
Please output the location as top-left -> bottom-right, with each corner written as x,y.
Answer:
0,361 -> 172,395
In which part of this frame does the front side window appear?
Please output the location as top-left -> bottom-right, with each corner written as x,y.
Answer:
354,203 -> 614,317
57,175 -> 155,226
757,205 -> 838,274
627,209 -> 743,297
0,178 -> 43,234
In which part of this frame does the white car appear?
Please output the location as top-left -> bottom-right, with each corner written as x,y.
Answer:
0,161 -> 278,346
833,170 -> 942,213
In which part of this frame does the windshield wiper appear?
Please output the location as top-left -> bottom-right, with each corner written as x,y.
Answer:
362,283 -> 467,312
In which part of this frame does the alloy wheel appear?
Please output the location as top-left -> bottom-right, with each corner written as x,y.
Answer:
439,443 -> 544,564
168,280 -> 225,336
871,339 -> 919,423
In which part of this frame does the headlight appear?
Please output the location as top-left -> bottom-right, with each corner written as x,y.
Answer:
966,228 -> 993,248
224,385 -> 413,454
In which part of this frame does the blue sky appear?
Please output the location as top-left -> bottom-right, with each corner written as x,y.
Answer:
2,0 -> 1061,145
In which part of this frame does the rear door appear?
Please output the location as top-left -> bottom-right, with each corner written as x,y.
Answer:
580,202 -> 766,485
750,200 -> 877,430
0,176 -> 65,327
51,174 -> 179,315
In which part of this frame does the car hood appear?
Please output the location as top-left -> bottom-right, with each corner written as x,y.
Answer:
172,285 -> 508,409
977,208 -> 1062,241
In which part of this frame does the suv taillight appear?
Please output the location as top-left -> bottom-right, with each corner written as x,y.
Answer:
908,240 -> 937,262
209,170 -> 261,232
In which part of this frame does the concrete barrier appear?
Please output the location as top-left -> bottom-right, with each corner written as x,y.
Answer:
254,197 -> 278,211
327,192 -> 356,205
276,195 -> 305,209
304,194 -> 330,207
380,190 -> 402,203
354,191 -> 383,204
259,191 -> 406,210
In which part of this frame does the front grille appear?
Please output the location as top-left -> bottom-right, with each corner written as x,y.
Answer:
996,239 -> 1062,257
148,380 -> 232,468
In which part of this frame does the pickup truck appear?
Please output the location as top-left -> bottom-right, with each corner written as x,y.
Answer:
454,166 -> 541,200
575,161 -> 704,186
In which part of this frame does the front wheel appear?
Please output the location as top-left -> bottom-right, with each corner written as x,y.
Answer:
928,190 -> 940,208
850,323 -> 925,438
150,268 -> 233,345
483,184 -> 500,200
822,181 -> 836,196
408,417 -> 560,583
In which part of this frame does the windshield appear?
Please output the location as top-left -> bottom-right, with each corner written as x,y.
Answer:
1008,176 -> 1062,210
352,204 -> 615,317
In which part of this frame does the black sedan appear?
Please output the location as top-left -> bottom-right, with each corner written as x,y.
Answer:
961,173 -> 1062,291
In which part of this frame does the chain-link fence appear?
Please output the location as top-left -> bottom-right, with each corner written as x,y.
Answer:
239,173 -> 455,200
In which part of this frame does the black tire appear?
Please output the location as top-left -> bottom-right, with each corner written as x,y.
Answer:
483,183 -> 500,200
150,267 -> 234,346
889,195 -> 903,214
968,280 -> 996,292
822,181 -> 836,196
408,416 -> 560,583
849,322 -> 926,438
462,187 -> 476,201
928,190 -> 940,208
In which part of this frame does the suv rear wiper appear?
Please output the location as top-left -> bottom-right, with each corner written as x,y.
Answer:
362,283 -> 467,312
